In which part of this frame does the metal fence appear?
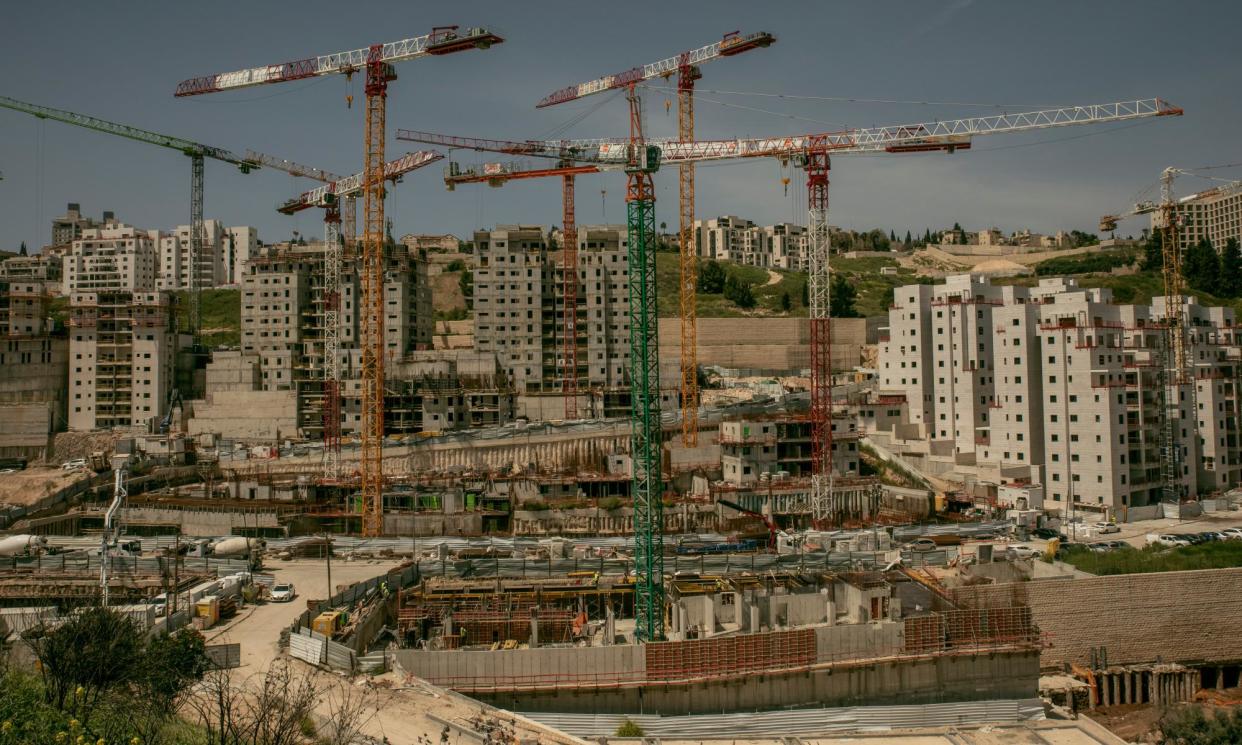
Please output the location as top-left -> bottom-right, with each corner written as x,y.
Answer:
290,563 -> 420,633
0,554 -> 251,577
206,642 -> 241,669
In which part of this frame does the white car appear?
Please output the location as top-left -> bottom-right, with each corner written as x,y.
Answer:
1153,534 -> 1192,548
1093,522 -> 1121,534
1221,528 -> 1242,540
1006,545 -> 1041,560
61,459 -> 87,470
270,583 -> 296,603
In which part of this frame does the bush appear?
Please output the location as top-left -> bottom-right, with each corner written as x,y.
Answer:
1059,540 -> 1242,575
446,259 -> 466,272
1160,705 -> 1242,744
616,719 -> 645,737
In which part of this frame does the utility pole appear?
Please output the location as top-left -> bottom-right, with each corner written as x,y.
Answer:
324,532 -> 333,602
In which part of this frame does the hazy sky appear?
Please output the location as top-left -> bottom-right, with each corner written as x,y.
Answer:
1,0 -> 1238,251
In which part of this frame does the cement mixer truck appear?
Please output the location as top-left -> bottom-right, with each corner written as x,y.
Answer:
0,534 -> 48,557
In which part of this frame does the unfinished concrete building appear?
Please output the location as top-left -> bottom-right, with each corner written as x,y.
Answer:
393,570 -> 1039,716
472,224 -> 632,419
62,224 -> 159,295
0,281 -> 68,458
0,254 -> 62,297
68,290 -> 184,431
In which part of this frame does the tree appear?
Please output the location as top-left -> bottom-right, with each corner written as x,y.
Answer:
616,719 -> 645,737
1183,238 -> 1220,295
800,278 -> 809,307
1159,705 -> 1242,744
1221,238 -> 1242,298
779,291 -> 792,311
904,230 -> 912,250
882,285 -> 896,309
445,259 -> 466,272
18,241 -> 27,256
697,260 -> 726,294
829,273 -> 860,318
459,270 -> 473,310
28,605 -> 144,720
1141,232 -> 1164,272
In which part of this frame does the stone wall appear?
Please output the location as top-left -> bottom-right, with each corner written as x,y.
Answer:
658,317 -> 866,373
189,389 -> 299,441
952,568 -> 1242,669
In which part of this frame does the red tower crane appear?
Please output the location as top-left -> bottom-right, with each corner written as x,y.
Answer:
176,27 -> 504,537
536,31 -> 775,439
411,96 -> 1182,637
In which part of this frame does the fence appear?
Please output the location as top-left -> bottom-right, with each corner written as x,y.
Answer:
902,606 -> 1038,657
645,627 -> 816,683
206,642 -> 241,669
0,554 -> 251,577
290,563 -> 420,633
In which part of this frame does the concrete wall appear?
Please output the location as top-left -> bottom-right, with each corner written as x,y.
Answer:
120,506 -> 282,536
471,651 -> 1037,715
658,317 -> 866,373
953,568 -> 1242,669
394,645 -> 645,688
189,389 -> 298,441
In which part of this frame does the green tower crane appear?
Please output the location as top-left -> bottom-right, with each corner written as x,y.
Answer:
0,95 -> 260,334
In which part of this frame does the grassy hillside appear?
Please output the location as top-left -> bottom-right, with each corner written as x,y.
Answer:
173,289 -> 240,347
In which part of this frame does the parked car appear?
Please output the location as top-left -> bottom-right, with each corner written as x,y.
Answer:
905,538 -> 938,552
1198,531 -> 1225,542
1093,522 -> 1121,534
270,583 -> 296,602
1033,527 -> 1060,540
1149,534 -> 1192,548
1006,545 -> 1040,560
1087,540 -> 1128,553
1220,528 -> 1242,540
61,459 -> 87,470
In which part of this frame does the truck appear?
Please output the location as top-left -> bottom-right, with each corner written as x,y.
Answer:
0,534 -> 47,557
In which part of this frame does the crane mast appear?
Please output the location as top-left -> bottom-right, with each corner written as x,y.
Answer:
278,150 -> 444,480
178,28 -> 502,537
0,95 -> 260,336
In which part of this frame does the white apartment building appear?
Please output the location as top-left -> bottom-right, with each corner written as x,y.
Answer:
880,274 -> 1242,515
67,290 -> 183,431
62,224 -> 158,295
159,219 -> 227,290
693,217 -> 810,271
226,226 -> 259,285
1161,181 -> 1242,250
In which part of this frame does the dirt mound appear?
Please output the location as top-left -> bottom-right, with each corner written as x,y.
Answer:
970,258 -> 1032,276
433,271 -> 466,316
47,430 -> 128,465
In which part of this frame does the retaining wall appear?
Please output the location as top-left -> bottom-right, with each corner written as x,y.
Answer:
953,567 -> 1242,669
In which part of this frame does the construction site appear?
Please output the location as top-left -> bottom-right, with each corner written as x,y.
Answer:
7,5 -> 1242,743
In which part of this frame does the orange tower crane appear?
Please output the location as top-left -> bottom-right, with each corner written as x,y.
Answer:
278,151 -> 445,479
176,27 -> 503,537
536,31 -> 775,443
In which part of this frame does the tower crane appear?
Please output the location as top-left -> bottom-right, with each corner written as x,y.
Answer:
537,31 -> 775,438
423,97 -> 1181,641
278,150 -> 445,479
395,125 -> 631,419
0,95 -> 265,334
177,26 -> 504,537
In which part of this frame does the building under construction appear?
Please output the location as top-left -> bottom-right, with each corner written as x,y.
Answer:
391,568 -> 1040,715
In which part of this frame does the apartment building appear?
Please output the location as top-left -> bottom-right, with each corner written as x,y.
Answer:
879,274 -> 1242,515
693,216 -> 812,271
62,224 -> 159,295
719,414 -> 861,486
1161,181 -> 1242,251
238,240 -> 439,437
0,280 -> 68,458
0,254 -> 62,295
226,226 -> 259,285
67,290 -> 182,431
159,219 -> 227,291
472,224 -> 633,415
50,204 -> 115,248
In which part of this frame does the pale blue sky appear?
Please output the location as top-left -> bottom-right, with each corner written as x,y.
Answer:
1,0 -> 1238,251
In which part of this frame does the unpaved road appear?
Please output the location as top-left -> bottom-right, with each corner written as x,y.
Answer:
206,558 -> 583,745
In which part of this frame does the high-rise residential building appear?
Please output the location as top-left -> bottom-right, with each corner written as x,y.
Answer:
160,219 -> 227,290
50,204 -> 116,248
62,224 -> 159,295
472,224 -> 633,416
238,240 -> 436,437
67,290 -> 183,431
0,280 -> 69,458
0,254 -> 62,296
225,226 -> 259,285
1160,180 -> 1242,251
879,274 -> 1242,516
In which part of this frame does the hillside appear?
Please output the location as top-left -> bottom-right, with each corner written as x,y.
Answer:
173,289 -> 241,347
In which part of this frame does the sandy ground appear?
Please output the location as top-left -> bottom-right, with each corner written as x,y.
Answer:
204,558 -> 583,745
763,269 -> 782,287
0,467 -> 90,508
